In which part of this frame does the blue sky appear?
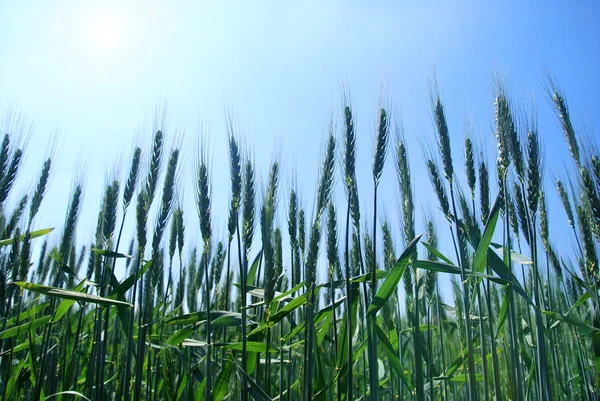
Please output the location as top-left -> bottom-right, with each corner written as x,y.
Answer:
0,1 -> 599,297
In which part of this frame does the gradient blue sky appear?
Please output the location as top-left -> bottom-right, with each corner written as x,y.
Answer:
1,1 -> 599,295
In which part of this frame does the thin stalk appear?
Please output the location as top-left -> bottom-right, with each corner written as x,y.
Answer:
368,188 -> 379,401
449,184 -> 478,400
344,202 -> 353,401
239,222 -> 248,401
503,179 -> 524,401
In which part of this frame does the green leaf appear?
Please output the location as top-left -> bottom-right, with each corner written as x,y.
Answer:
0,227 -> 54,246
282,296 -> 344,341
417,259 -> 510,286
417,260 -> 462,275
232,358 -> 272,401
108,260 -> 152,300
219,342 -> 273,353
2,279 -> 89,341
13,282 -> 132,307
350,270 -> 388,283
165,310 -> 248,326
0,316 -> 51,340
48,248 -> 80,280
314,339 -> 368,398
166,325 -> 200,346
90,248 -> 134,259
0,336 -> 39,356
443,347 -> 469,377
181,339 -> 207,347
44,391 -> 91,400
372,317 -> 413,391
471,195 -> 501,279
449,373 -> 484,382
212,360 -> 234,401
368,234 -> 422,316
248,287 -> 314,335
247,250 -> 263,286
496,287 -> 510,339
490,243 -> 533,265
567,291 -> 592,315
487,250 -> 532,304
421,241 -> 454,265
542,310 -> 600,334
316,313 -> 333,346
245,284 -> 296,303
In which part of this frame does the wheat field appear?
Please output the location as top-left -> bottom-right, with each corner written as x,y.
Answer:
0,76 -> 598,401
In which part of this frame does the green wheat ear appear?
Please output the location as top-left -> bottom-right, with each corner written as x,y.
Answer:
123,147 -> 142,210
59,184 -> 82,264
581,167 -> 600,230
556,180 -> 575,229
29,158 -> 51,224
526,129 -> 541,215
102,180 -> 120,245
424,219 -> 438,301
576,202 -> 598,284
464,138 -> 476,198
298,207 -> 305,256
175,207 -> 185,258
197,158 -> 212,248
0,148 -> 23,206
0,134 -> 10,178
316,133 -> 336,219
478,156 -> 490,224
211,242 -> 225,287
433,97 -> 453,183
227,133 -> 242,240
3,194 -> 27,239
513,182 -> 530,244
552,90 -> 581,167
344,105 -> 356,189
372,107 -> 389,185
539,190 -> 549,251
397,140 -> 415,243
326,202 -> 339,275
426,159 -> 450,218
153,149 -> 179,255
242,159 -> 256,252
494,93 -> 511,178
506,189 -> 520,242
591,154 -> 600,185
145,130 -> 164,203
169,207 -> 178,263
136,190 -> 148,251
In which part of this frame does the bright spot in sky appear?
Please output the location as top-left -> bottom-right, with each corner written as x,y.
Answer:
57,4 -> 140,84
88,13 -> 124,55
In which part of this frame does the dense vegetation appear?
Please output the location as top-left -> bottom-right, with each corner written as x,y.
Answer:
0,77 -> 598,401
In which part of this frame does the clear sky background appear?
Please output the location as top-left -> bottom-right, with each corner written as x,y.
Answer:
0,1 -> 599,300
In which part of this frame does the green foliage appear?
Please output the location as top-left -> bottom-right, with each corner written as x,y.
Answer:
0,76 -> 598,401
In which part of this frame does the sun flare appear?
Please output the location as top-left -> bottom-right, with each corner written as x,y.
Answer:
89,14 -> 123,55
72,4 -> 135,68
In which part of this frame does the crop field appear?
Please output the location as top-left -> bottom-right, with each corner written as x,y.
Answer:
0,77 -> 598,401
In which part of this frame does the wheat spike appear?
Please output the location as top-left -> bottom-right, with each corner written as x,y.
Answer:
426,159 -> 450,217
556,180 -> 575,229
465,138 -> 476,198
242,159 -> 256,252
123,147 -> 142,210
479,157 -> 490,223
433,98 -> 454,183
552,91 -> 580,168
29,158 -> 51,224
372,108 -> 389,185
526,129 -> 541,216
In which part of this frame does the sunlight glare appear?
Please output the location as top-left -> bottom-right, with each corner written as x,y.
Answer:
89,13 -> 123,55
